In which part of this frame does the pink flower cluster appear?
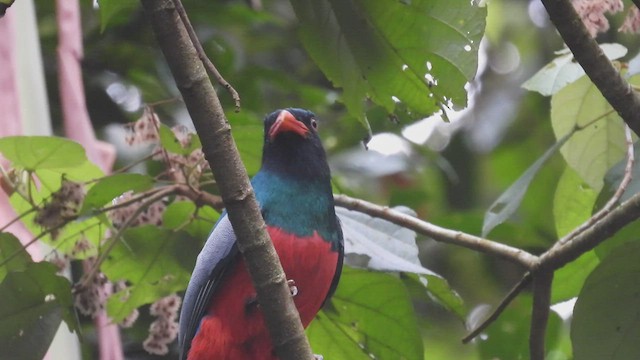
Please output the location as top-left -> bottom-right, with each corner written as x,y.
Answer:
72,272 -> 109,318
571,0 -> 640,36
124,107 -> 161,146
143,294 -> 181,355
35,179 -> 85,237
108,191 -> 166,229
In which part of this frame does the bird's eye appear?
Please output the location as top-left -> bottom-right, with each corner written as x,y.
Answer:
311,119 -> 318,130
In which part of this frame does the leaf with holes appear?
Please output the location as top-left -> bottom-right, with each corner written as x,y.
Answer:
290,0 -> 486,126
307,267 -> 423,360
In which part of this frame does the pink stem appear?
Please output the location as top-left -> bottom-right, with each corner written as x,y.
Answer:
56,0 -> 121,359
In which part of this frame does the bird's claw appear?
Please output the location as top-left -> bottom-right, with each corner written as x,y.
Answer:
313,355 -> 324,360
287,279 -> 298,297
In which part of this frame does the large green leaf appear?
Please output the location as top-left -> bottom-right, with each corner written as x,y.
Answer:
482,133 -> 571,237
0,261 -> 75,359
0,136 -> 87,171
572,241 -> 640,360
550,75 -> 638,191
307,268 -> 423,360
101,226 -> 198,321
290,0 -> 486,125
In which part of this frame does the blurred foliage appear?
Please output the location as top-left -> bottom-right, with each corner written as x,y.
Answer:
3,0 -> 640,358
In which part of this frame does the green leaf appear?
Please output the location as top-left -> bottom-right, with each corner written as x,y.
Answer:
551,74 -> 639,191
163,201 -> 197,230
163,202 -> 219,238
403,273 -> 466,320
0,136 -> 88,171
523,43 -> 627,96
0,262 -> 75,355
0,301 -> 62,360
0,233 -> 31,282
477,295 -> 564,360
159,124 -> 202,155
572,241 -> 640,360
482,133 -> 571,237
98,0 -> 140,32
228,112 -> 264,175
102,226 -> 198,321
290,0 -> 486,124
307,268 -> 423,360
553,166 -> 597,237
602,143 -> 640,204
551,250 -> 599,304
81,173 -> 154,214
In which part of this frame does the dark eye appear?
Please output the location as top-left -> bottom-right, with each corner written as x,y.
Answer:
311,119 -> 318,129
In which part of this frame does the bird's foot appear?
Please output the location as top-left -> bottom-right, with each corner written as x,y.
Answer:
313,354 -> 324,360
287,279 -> 298,297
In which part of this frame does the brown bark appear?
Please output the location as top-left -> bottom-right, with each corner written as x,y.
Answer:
139,1 -> 314,359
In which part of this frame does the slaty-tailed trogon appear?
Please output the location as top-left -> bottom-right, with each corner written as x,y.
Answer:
178,108 -> 344,360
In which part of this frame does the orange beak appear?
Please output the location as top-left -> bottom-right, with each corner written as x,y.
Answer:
268,110 -> 309,140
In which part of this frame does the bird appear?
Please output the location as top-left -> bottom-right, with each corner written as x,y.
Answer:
178,108 -> 344,360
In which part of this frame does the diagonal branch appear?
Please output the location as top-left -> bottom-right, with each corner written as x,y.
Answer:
334,194 -> 538,268
540,0 -> 640,136
539,189 -> 640,271
138,1 -> 313,359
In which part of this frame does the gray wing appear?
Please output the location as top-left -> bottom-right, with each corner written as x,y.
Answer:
178,214 -> 238,360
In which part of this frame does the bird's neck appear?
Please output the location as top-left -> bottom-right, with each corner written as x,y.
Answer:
251,170 -> 341,245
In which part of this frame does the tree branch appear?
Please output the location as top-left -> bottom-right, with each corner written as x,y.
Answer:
138,1 -> 314,359
529,271 -> 553,360
539,190 -> 640,271
540,0 -> 640,136
334,194 -> 538,268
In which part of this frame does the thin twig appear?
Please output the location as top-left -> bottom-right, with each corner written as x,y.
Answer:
171,0 -> 241,111
529,271 -> 553,360
334,194 -> 538,268
0,207 -> 36,233
82,186 -> 175,286
462,272 -> 532,343
174,183 -> 225,211
556,125 -> 634,247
